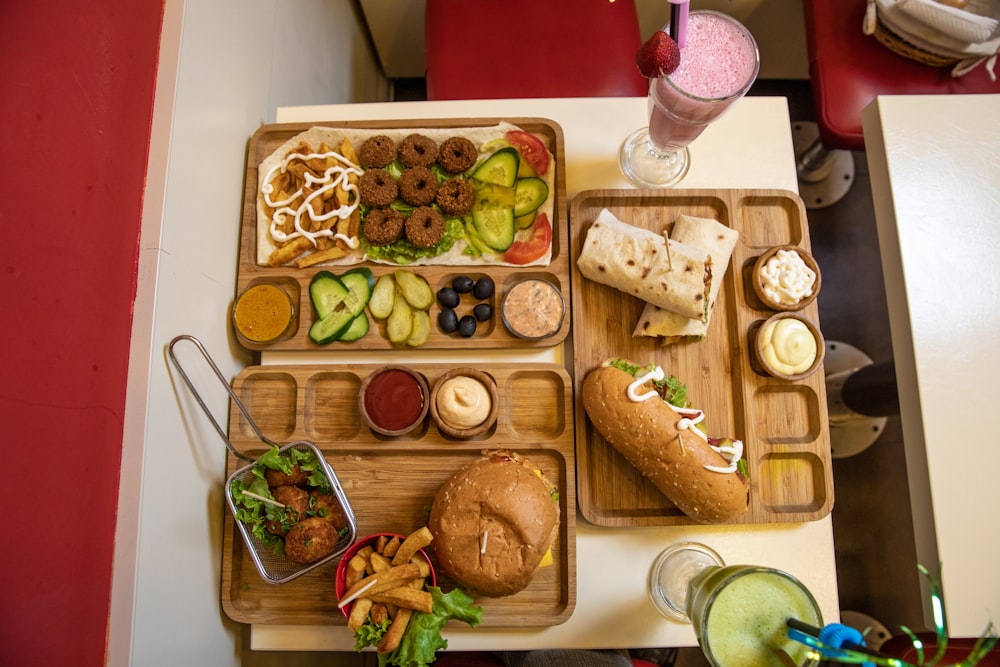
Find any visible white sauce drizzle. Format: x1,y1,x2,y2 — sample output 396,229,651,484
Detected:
623,364,743,475
261,150,363,248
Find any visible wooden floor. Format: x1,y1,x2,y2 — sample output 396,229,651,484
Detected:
243,78,927,666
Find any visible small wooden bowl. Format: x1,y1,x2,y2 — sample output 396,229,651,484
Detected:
429,368,498,439
754,312,825,381
752,245,821,312
358,365,429,436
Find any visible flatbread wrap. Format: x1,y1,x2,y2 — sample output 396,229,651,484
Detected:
581,359,748,524
576,208,712,322
634,214,739,343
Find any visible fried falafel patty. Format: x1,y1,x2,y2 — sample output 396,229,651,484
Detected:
398,166,439,206
309,490,349,530
362,207,405,246
405,206,446,248
265,485,310,536
435,178,476,216
358,134,396,168
437,136,478,174
265,465,310,488
358,168,398,207
284,516,339,564
398,133,439,168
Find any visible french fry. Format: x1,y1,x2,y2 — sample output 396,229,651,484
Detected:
344,553,368,590
411,556,431,579
377,608,413,654
368,551,393,574
294,245,347,268
347,597,373,632
375,535,389,553
267,236,312,267
339,563,422,607
369,587,433,614
369,602,389,627
381,536,401,558
392,526,434,566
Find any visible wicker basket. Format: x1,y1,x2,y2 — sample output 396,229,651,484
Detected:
874,16,962,66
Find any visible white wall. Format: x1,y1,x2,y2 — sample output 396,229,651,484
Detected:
109,1,386,665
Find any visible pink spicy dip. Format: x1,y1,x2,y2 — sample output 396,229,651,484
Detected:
363,368,426,433
502,278,565,339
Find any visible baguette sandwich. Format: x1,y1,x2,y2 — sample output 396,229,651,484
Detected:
581,359,748,523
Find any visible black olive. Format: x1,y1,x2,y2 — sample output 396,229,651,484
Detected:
452,275,474,293
458,315,477,337
473,276,495,300
438,308,459,333
436,286,459,309
473,303,493,322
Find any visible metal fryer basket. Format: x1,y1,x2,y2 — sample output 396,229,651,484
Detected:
168,335,357,584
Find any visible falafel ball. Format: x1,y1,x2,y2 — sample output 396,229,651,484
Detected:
358,135,396,168
398,166,438,206
309,489,349,530
358,168,398,208
435,178,476,216
399,133,439,168
405,206,446,248
362,207,406,246
265,485,310,536
437,136,478,174
284,516,339,564
265,465,309,488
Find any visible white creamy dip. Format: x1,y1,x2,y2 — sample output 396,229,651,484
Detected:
759,249,816,306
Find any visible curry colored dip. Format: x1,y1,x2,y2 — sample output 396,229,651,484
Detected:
502,278,564,339
233,284,294,343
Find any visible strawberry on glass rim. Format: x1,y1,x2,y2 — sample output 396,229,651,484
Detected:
504,213,552,265
505,130,549,176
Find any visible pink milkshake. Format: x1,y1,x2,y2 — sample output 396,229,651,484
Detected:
648,11,759,151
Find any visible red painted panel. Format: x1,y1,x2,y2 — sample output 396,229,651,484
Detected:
0,1,163,665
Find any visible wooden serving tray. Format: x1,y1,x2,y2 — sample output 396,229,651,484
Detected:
569,189,833,527
220,363,576,627
236,118,569,351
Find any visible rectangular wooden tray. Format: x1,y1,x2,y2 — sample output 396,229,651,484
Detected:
221,363,576,627
569,189,833,526
236,118,569,351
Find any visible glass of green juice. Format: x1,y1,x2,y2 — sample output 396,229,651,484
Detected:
648,544,822,667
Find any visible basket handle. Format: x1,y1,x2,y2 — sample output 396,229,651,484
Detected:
167,334,276,461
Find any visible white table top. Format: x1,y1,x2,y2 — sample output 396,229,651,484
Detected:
252,96,840,651
863,94,1000,638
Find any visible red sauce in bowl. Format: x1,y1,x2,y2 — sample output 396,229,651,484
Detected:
362,368,426,434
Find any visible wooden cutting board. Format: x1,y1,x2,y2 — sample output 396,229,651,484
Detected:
569,189,834,527
235,118,569,351
220,362,576,627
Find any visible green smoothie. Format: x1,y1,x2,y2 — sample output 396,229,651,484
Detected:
689,566,821,667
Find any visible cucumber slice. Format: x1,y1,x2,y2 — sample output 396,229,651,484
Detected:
514,209,537,230
472,208,515,251
369,273,396,320
339,267,374,316
338,312,370,342
393,269,433,310
473,183,516,210
308,308,356,344
386,297,414,344
513,177,549,217
309,271,350,320
471,147,519,187
405,309,431,347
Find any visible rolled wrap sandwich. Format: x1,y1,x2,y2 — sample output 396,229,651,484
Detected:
582,359,748,523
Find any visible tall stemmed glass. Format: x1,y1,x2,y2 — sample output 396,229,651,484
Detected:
620,10,760,188
648,542,823,667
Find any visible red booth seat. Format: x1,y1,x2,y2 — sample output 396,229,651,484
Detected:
424,0,648,100
803,0,998,151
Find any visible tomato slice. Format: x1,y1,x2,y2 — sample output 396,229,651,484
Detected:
503,213,552,265
505,130,550,176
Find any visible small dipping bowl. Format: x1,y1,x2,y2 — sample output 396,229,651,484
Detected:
233,282,296,344
429,368,499,439
501,277,566,340
359,365,429,436
754,312,825,381
752,245,821,312
334,532,437,618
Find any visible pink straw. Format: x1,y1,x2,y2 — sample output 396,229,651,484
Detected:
668,0,689,49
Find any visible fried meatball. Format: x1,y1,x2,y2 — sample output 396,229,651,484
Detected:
405,206,446,248
435,178,476,216
284,516,338,564
398,133,439,168
265,485,309,536
309,489,349,530
437,136,478,174
398,166,438,206
358,168,398,207
362,207,405,246
358,135,396,168
265,465,309,488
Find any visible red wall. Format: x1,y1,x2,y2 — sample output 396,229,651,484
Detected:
0,1,163,664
